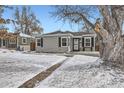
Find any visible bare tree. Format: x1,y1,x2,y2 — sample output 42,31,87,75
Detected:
52,5,124,64
14,6,43,35
0,5,13,30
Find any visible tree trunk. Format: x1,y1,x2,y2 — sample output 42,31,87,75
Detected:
95,20,124,64
98,30,124,64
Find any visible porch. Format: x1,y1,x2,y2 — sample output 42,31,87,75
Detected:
0,38,17,49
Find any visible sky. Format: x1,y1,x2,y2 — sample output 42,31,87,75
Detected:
2,5,82,33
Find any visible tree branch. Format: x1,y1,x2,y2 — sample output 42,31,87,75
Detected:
64,12,95,29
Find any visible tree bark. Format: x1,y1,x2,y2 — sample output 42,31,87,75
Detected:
95,20,124,64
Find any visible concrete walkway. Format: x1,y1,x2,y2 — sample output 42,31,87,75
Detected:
19,58,70,88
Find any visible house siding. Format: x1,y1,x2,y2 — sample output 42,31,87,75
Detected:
18,37,31,45
36,36,70,53
35,32,97,53
17,37,32,51
82,36,96,51
0,38,17,49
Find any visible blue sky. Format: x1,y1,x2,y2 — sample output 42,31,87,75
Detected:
2,5,81,33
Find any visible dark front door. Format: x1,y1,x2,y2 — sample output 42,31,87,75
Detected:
30,42,36,51
73,38,80,51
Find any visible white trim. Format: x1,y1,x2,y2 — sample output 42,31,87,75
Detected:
36,38,41,47
42,34,73,37
82,34,96,37
67,36,71,52
94,36,96,51
84,37,91,47
61,37,68,47
22,38,27,44
72,36,82,38
20,33,34,38
36,33,96,38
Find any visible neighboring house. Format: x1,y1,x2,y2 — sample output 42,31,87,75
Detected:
0,30,35,51
0,30,18,49
35,31,98,53
17,33,35,51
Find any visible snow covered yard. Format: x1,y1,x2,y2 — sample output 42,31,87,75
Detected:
36,55,124,88
0,49,67,88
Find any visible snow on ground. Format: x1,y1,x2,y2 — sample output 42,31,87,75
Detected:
36,55,124,88
0,49,67,88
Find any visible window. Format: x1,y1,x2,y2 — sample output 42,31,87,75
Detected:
61,37,67,47
9,39,16,44
36,38,43,47
37,38,41,46
84,37,91,47
22,38,27,44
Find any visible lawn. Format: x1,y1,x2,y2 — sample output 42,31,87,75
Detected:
36,55,124,88
0,49,67,88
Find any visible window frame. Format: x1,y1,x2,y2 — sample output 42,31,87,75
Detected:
84,37,91,47
36,38,41,47
61,37,68,47
36,38,43,47
9,39,16,44
22,38,27,44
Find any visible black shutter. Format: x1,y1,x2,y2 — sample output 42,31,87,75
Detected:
58,37,61,47
82,37,84,47
41,38,43,47
82,37,85,51
91,37,94,47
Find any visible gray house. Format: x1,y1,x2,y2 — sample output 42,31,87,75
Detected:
35,31,97,53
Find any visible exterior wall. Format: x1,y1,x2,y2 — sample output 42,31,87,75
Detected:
36,36,70,53
1,39,5,48
0,38,17,49
7,38,17,49
35,34,97,53
7,44,17,49
18,37,31,45
83,47,93,51
72,36,96,52
70,37,73,52
17,37,31,51
0,36,34,51
81,36,96,51
20,45,30,51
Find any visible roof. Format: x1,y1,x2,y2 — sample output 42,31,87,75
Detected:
71,32,94,36
43,31,95,36
19,33,34,38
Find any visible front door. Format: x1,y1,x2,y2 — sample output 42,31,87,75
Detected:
73,38,80,51
30,42,36,51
